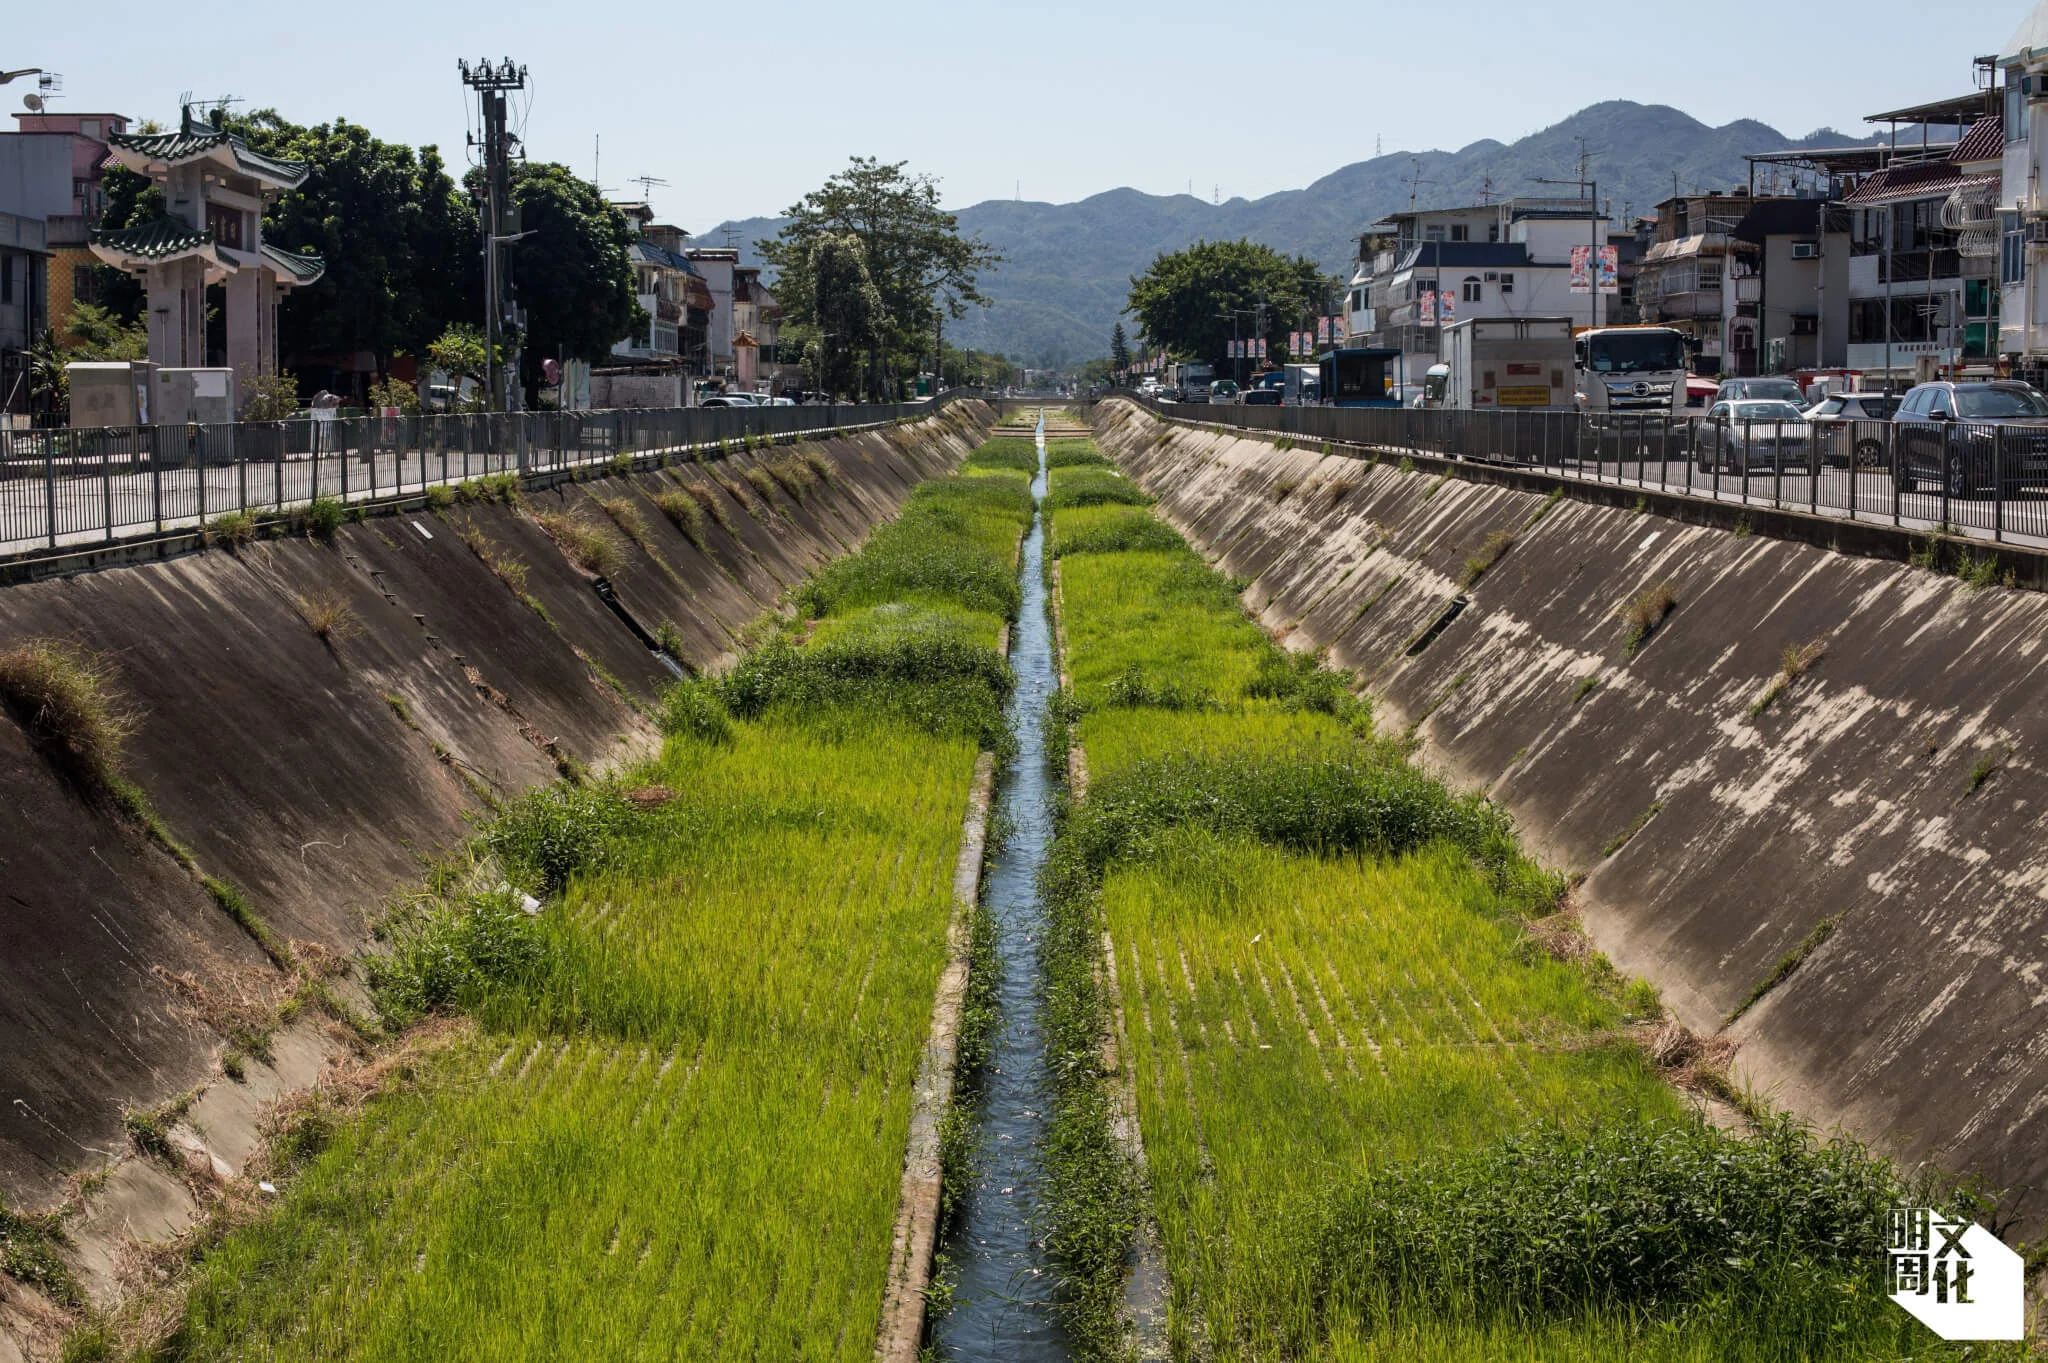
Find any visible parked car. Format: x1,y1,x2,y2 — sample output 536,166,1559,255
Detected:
1893,381,2048,497
700,394,754,408
1716,377,1808,406
1694,399,1814,473
1802,392,1898,466
1208,379,1241,405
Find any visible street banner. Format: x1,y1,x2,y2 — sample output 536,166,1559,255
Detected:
1570,245,1592,294
1318,317,1331,343
1438,291,1456,326
1256,338,1266,359
1598,244,1620,295
1332,314,1348,341
1418,291,1436,325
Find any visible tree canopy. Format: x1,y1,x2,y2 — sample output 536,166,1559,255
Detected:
1125,240,1333,369
497,162,643,385
758,157,998,398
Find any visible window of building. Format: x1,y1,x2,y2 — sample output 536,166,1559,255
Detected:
1424,225,1446,242
1449,224,1468,243
2009,70,2030,144
1791,315,1818,336
1699,262,1723,291
1488,223,1501,243
1499,273,1514,294
1462,276,1482,303
72,264,102,305
2002,212,2028,285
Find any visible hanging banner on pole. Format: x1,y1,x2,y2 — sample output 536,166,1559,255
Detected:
1332,314,1348,342
1438,291,1456,327
1597,244,1620,295
1418,292,1436,325
1570,245,1593,294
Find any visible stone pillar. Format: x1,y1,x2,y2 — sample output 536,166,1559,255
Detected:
225,266,261,379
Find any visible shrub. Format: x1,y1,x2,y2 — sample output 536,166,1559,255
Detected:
302,495,345,539
367,887,552,1026
1045,440,1107,469
484,782,638,894
1308,1115,1928,1334
716,623,1014,747
797,476,1033,620
533,510,627,578
1101,662,1213,711
423,483,456,511
455,473,523,506
1245,648,1364,720
0,639,135,792
965,438,1040,474
657,678,734,745
207,509,256,549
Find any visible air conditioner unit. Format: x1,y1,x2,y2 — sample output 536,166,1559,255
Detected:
1790,241,1819,259
1484,271,1499,282
2028,72,2048,102
2027,219,2048,244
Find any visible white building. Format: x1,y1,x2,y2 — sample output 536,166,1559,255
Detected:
2001,0,2048,377
1352,199,1611,382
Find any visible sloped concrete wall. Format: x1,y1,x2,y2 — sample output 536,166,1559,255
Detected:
0,404,991,1215
1093,399,2048,1224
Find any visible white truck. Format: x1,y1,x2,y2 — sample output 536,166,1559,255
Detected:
1166,362,1214,403
1573,325,1689,416
1432,317,1576,411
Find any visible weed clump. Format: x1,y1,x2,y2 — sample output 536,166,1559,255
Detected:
0,1195,81,1307
302,495,345,539
964,437,1040,474
423,483,456,511
484,782,637,894
1101,662,1213,712
1042,467,1151,512
1050,505,1183,558
291,590,358,642
657,678,734,745
0,638,135,793
1307,1114,1932,1345
1245,648,1366,723
368,886,551,1026
455,472,522,506
1459,528,1517,588
1618,580,1677,655
798,475,1032,620
1044,440,1107,469
595,496,653,552
206,509,256,549
716,617,1014,747
651,489,706,547
533,509,627,578
1749,638,1826,719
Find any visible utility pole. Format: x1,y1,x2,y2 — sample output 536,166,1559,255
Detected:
1533,140,1602,332
461,57,528,413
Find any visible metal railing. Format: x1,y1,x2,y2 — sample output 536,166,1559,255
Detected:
0,396,979,558
1142,396,2048,549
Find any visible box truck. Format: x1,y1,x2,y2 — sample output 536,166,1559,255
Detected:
1438,317,1575,410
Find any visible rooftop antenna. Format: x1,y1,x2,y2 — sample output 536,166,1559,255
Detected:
629,174,668,203
1376,134,1382,157
1478,173,1495,206
31,72,61,109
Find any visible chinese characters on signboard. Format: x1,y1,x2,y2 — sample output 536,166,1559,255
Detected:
1885,1208,2023,1340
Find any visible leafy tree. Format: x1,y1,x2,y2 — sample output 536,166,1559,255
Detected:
425,324,493,411
808,234,884,399
497,162,643,391
1110,322,1131,378
758,157,999,399
240,369,303,420
220,110,479,375
1126,239,1333,370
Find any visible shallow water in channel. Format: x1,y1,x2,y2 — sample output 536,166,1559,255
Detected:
930,414,1071,1360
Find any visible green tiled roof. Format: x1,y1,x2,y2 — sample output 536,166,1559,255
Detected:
261,242,325,284
104,111,309,188
89,216,213,260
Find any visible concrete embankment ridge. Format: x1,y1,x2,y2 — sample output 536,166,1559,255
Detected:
0,401,993,1360
1090,396,2048,1232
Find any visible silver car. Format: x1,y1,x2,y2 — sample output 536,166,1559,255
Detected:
1694,399,1814,474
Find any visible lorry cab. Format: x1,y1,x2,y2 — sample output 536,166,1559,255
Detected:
1420,364,1451,410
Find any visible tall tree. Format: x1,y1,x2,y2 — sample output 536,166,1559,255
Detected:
221,111,480,373
808,233,884,399
1126,239,1333,369
1110,322,1131,377
493,162,644,391
758,157,999,399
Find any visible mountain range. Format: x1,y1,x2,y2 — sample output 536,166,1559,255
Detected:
706,101,1883,367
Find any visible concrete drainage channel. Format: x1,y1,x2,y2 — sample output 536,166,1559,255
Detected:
927,414,1070,1360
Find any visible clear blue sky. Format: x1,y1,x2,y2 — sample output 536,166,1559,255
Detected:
7,0,2025,235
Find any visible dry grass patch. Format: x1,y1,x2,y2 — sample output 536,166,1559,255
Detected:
0,638,137,793
1618,580,1678,655
290,590,358,643
651,489,705,547
594,496,654,552
532,510,627,578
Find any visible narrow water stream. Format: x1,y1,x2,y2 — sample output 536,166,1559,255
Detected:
932,414,1071,1360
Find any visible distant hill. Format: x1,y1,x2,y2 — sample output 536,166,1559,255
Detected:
705,101,1881,368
